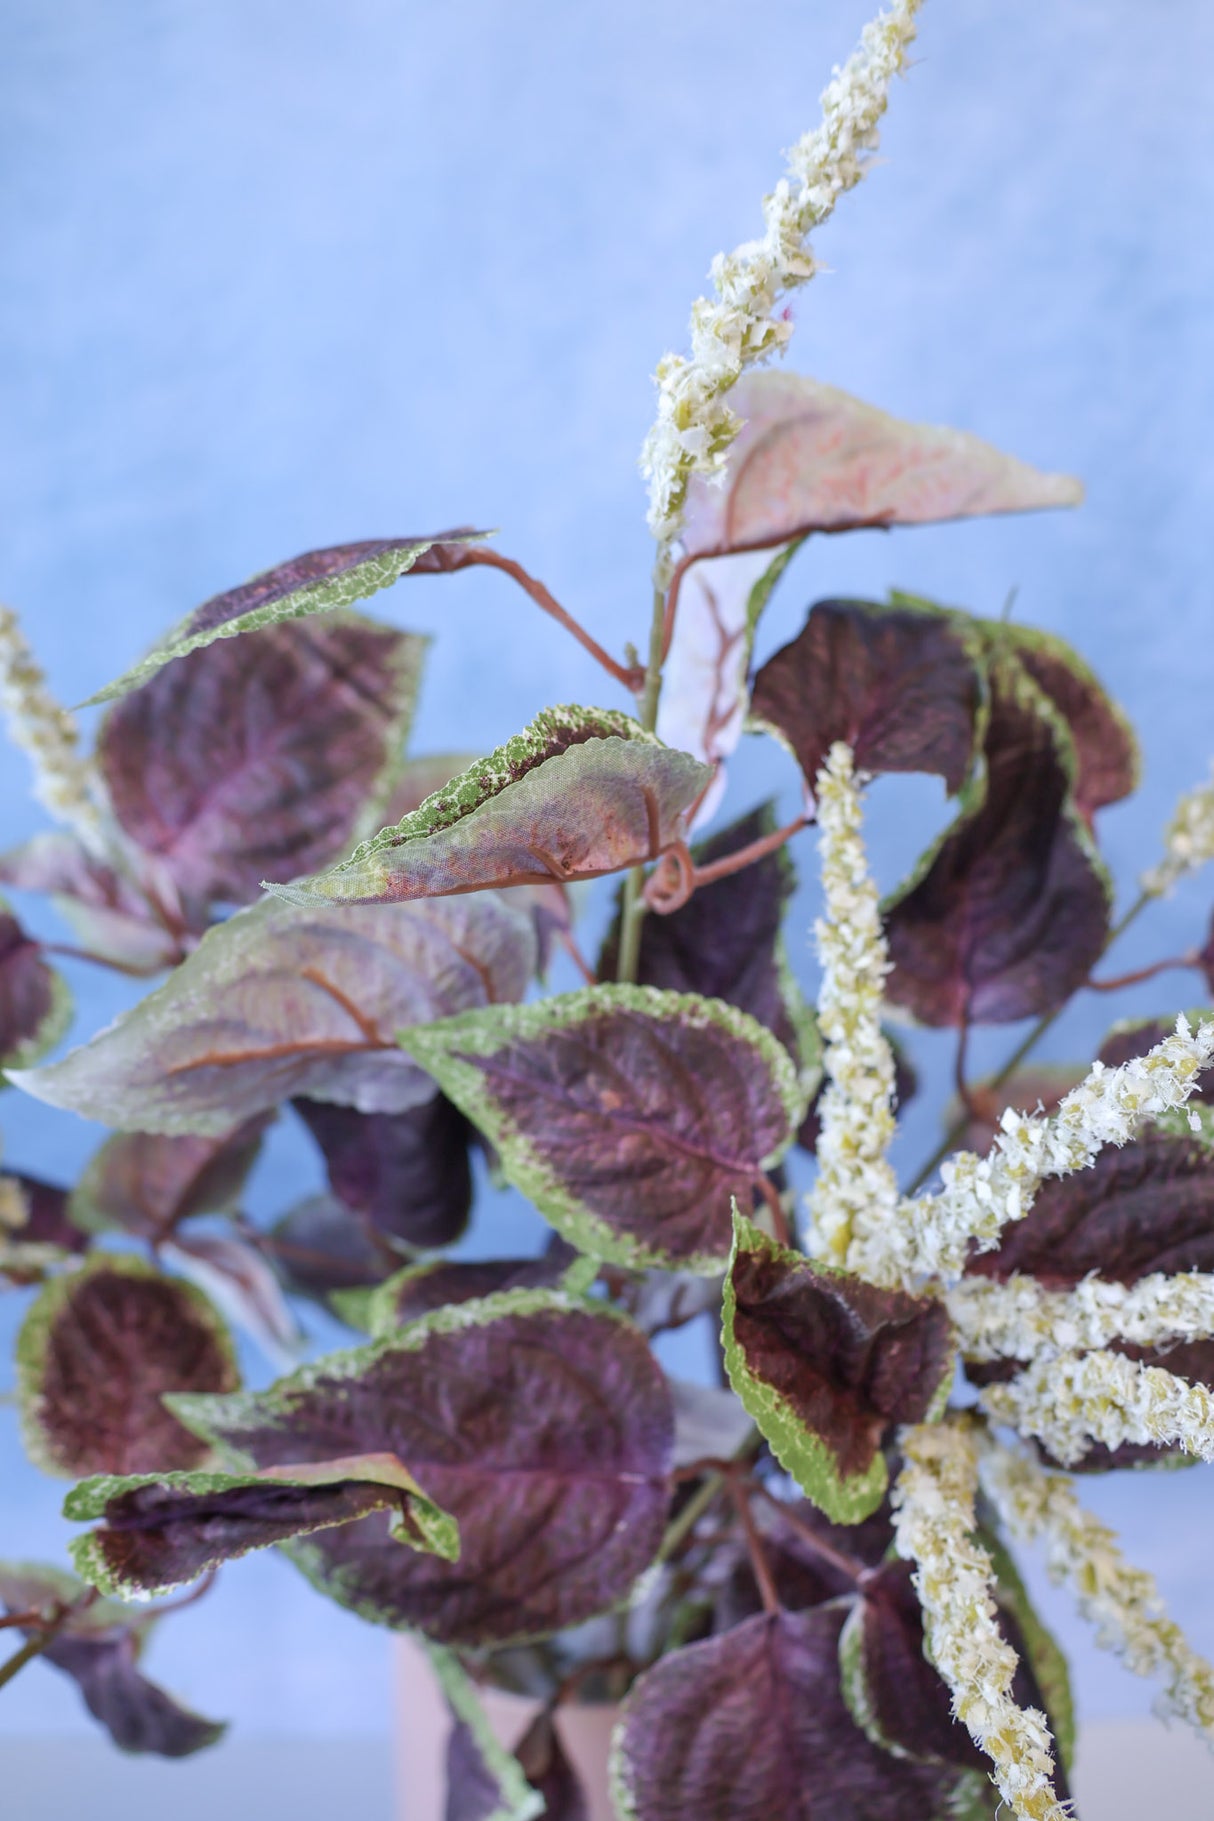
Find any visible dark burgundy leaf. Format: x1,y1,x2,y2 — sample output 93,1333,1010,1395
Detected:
513,1712,588,1821
714,1493,893,1633
445,1717,507,1821
750,599,983,800
294,1093,474,1251
170,1296,673,1645
723,1216,954,1521
884,665,1111,1026
372,1248,578,1332
1000,625,1138,820
17,1256,237,1477
0,907,68,1068
0,832,184,975
263,1194,398,1297
70,1117,271,1239
402,987,801,1271
614,1607,959,1821
6,1173,85,1252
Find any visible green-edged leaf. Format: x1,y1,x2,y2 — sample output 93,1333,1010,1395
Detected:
0,903,71,1072
722,1213,954,1523
266,706,712,906
165,1290,673,1645
66,1454,458,1598
748,596,984,800
994,621,1138,820
384,751,483,823
17,1255,238,1478
294,1093,475,1251
883,656,1112,1026
95,614,427,908
12,891,536,1134
365,1246,583,1337
401,986,803,1271
680,370,1082,558
435,1644,544,1821
447,1708,586,1821
69,1117,271,1238
83,531,487,705
0,1560,225,1758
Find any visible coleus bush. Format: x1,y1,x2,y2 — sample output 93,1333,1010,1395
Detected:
3,4,1214,1818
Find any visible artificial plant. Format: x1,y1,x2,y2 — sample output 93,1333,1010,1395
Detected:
2,3,1214,1817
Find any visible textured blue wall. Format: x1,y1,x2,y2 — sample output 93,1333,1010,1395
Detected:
1,0,1212,1745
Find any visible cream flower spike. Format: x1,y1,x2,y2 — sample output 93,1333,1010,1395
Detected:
0,604,107,853
980,1348,1214,1467
949,1269,1214,1364
640,0,923,581
1142,760,1214,897
980,1440,1214,1740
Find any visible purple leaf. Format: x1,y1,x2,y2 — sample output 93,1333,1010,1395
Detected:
13,891,537,1134
401,986,803,1271
722,1214,954,1522
69,1116,271,1238
750,598,983,800
884,662,1112,1026
613,1606,961,1821
445,1717,507,1821
0,906,70,1069
998,625,1138,821
263,1194,399,1297
369,1247,579,1334
680,371,1082,559
16,1256,238,1478
267,706,712,906
96,615,426,908
168,1293,674,1645
84,531,487,706
66,1453,458,1598
163,1232,304,1369
513,1712,588,1821
0,832,184,975
294,1093,474,1252
4,1172,86,1254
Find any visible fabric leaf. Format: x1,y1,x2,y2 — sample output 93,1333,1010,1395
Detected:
166,1290,673,1645
12,890,536,1134
66,1453,458,1598
96,614,426,908
749,596,984,801
69,1117,271,1238
401,986,803,1272
722,1213,954,1523
266,706,712,906
83,531,487,705
0,904,71,1071
680,370,1082,559
294,1093,475,1252
17,1256,238,1478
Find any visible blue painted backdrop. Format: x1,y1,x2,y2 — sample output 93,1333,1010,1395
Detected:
1,0,1212,1746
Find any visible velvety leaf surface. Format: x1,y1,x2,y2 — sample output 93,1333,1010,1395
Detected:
884,665,1111,1026
66,1453,458,1597
294,1092,474,1251
0,832,184,975
401,987,802,1271
680,371,1083,558
613,1606,959,1821
268,707,712,905
750,597,983,800
722,1216,954,1521
13,890,536,1133
0,906,70,1070
17,1256,238,1478
84,531,486,705
0,1561,225,1758
168,1292,674,1644
368,1247,580,1335
69,1117,271,1238
96,615,426,907
998,624,1138,819
263,1194,398,1297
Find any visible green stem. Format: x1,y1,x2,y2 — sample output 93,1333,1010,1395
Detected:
904,889,1154,1195
616,584,670,985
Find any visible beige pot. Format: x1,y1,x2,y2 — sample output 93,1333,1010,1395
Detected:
394,1634,621,1821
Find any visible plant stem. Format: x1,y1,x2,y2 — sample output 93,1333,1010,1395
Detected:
728,1478,780,1615
0,1591,93,1695
458,548,644,691
616,585,670,984
1084,952,1198,993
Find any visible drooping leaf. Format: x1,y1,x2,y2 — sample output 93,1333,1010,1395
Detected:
656,545,802,827
66,1453,458,1598
162,1232,304,1369
17,1256,238,1478
83,531,488,705
722,1213,954,1522
612,1606,963,1821
0,1561,225,1758
262,1194,398,1298
266,707,713,906
437,1645,544,1821
0,904,71,1071
749,597,984,800
12,890,536,1134
884,661,1112,1026
95,614,427,908
69,1117,271,1238
366,1244,582,1336
401,987,803,1271
168,1291,673,1644
294,1092,475,1251
512,1713,588,1821
0,832,184,975
680,370,1082,559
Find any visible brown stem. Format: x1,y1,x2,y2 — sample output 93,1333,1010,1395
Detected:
456,548,644,691
755,1173,791,1249
0,1590,96,1694
953,1016,980,1121
1084,952,1199,993
748,1482,869,1583
149,1569,217,1618
728,1479,780,1615
616,584,672,983
0,1610,47,1632
557,929,598,988
656,1431,762,1564
687,815,810,889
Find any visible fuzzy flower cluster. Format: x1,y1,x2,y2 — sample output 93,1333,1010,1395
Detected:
949,1269,1214,1364
804,743,900,1271
640,0,922,577
980,1443,1214,1736
892,1421,1068,1821
981,1348,1214,1469
1141,761,1214,897
0,605,105,851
